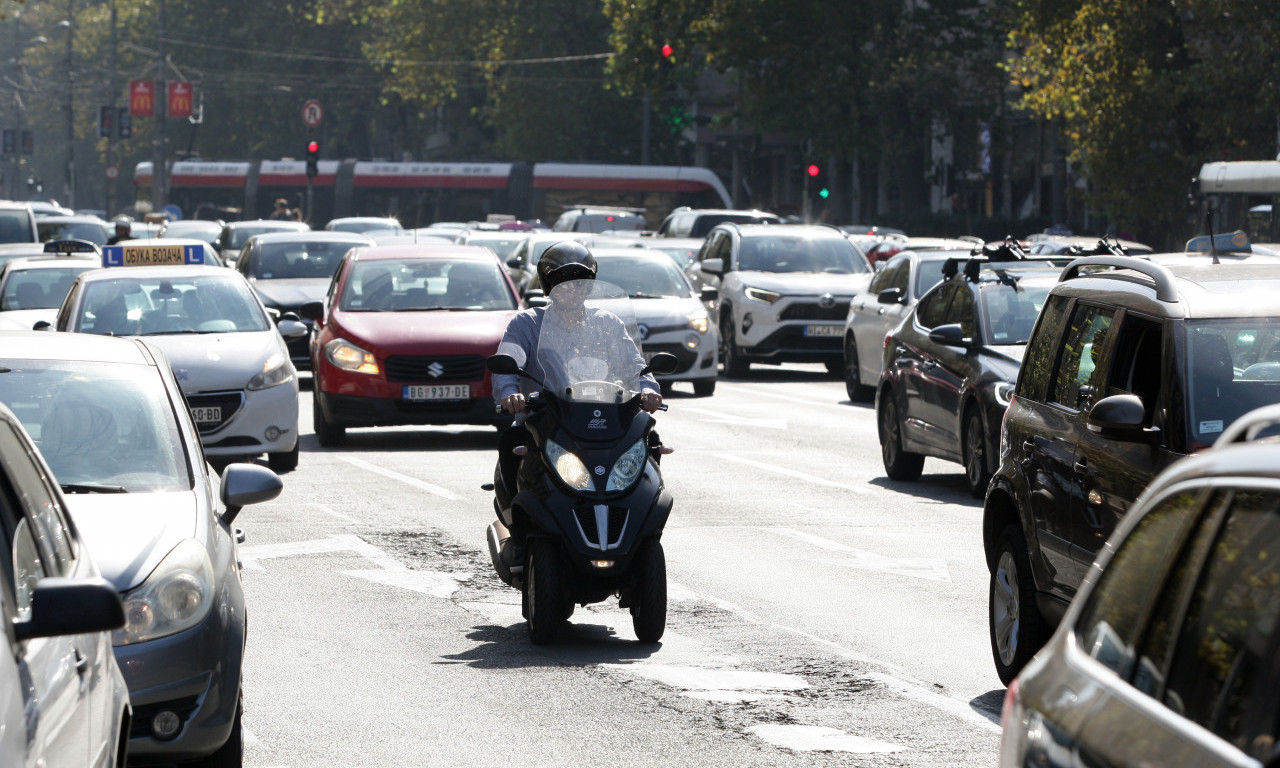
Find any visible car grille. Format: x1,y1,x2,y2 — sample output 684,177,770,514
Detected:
779,300,851,321
186,391,245,434
384,354,486,383
573,505,630,550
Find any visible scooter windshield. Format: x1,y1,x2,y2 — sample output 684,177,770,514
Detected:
538,279,646,404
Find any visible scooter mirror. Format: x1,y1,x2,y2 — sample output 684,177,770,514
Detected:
642,352,679,376
487,354,521,375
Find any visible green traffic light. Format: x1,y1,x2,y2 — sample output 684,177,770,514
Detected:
819,188,830,199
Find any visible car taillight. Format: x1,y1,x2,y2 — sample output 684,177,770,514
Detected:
883,332,893,350
997,677,1026,767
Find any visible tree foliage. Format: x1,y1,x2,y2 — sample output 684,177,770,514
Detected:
1006,0,1280,236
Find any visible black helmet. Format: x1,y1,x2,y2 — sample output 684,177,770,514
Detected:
537,241,597,291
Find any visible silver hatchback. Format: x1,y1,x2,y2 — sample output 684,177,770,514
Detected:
1001,404,1280,767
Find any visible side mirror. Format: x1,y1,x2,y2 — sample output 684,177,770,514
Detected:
927,323,970,347
486,354,521,376
700,258,724,276
524,290,548,308
264,306,281,322
1087,394,1150,439
506,256,523,269
220,462,283,526
700,286,719,303
643,352,679,376
299,301,325,322
32,320,52,331
877,287,905,305
277,319,308,340
13,577,124,641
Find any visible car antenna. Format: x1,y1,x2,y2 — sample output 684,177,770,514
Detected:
1207,209,1220,265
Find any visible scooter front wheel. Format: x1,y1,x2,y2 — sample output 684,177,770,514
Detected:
526,539,565,645
630,539,667,643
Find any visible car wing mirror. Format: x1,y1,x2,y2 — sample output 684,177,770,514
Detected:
298,300,324,322
700,286,719,303
220,462,283,526
927,323,969,347
877,287,904,305
486,354,522,376
700,258,724,275
277,319,308,340
1087,393,1150,438
32,320,52,331
14,577,124,641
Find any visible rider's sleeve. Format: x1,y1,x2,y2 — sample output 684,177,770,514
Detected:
492,311,539,403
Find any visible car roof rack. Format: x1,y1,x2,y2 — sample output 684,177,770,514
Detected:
1217,404,1280,445
1059,255,1179,303
1065,235,1132,257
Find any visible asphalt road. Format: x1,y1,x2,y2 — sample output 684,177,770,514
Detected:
233,366,1005,767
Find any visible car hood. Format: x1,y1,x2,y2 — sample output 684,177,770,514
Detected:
0,308,55,330
630,297,705,332
984,345,1025,381
145,331,283,393
738,271,872,296
251,278,328,310
335,309,516,354
65,492,199,592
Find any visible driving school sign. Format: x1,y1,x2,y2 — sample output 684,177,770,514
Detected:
103,244,204,267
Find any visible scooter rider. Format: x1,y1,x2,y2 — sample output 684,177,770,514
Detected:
491,241,663,516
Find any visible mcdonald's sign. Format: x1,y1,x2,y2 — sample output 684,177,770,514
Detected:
168,82,192,119
130,80,154,117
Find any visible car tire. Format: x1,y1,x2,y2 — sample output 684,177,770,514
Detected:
659,381,674,397
312,392,346,447
843,335,875,402
268,441,299,473
824,360,843,377
525,539,565,645
879,393,924,481
630,539,667,643
693,379,716,397
990,525,1050,686
195,697,243,768
963,406,991,498
720,313,750,378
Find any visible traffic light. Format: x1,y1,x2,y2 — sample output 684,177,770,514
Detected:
806,162,830,200
661,43,675,62
306,140,319,179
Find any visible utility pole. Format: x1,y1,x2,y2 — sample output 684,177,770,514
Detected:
107,0,117,216
150,0,166,211
62,2,74,209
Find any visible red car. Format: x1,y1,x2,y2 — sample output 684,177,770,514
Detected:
302,243,523,445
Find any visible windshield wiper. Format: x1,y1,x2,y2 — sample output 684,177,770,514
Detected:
60,482,127,494
628,292,670,299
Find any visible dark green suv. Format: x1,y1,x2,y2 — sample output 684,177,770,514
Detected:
984,255,1280,684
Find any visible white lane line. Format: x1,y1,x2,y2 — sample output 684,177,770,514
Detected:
341,456,461,500
341,569,471,598
735,385,868,410
312,502,359,523
712,453,873,494
683,407,788,430
748,724,907,754
240,534,405,571
770,527,952,583
669,582,1001,734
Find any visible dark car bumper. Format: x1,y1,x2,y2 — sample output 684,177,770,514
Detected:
318,390,512,429
742,325,843,363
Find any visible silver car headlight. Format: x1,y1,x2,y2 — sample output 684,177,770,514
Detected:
546,439,592,491
606,439,647,492
114,539,214,646
744,286,781,304
247,351,295,390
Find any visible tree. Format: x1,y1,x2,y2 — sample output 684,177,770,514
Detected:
1006,0,1280,242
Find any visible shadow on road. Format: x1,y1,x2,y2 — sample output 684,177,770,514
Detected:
970,688,1005,725
867,473,983,509
439,621,664,669
299,429,500,455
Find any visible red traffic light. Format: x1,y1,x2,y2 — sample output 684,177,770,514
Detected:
661,43,674,59
807,164,820,177
307,140,319,154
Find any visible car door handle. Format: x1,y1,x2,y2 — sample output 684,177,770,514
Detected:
1022,439,1034,452
877,307,886,315
74,649,88,675
1074,457,1088,475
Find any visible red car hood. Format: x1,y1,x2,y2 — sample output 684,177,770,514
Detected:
333,309,517,355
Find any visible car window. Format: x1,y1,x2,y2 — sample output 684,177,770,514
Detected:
736,235,868,274
1107,314,1164,427
1050,304,1115,410
0,265,95,311
1073,490,1202,677
979,281,1052,346
868,258,903,294
340,259,516,312
1159,489,1280,759
0,423,74,578
1018,293,1073,401
1185,320,1280,448
253,242,357,280
915,282,954,330
945,283,976,338
595,258,691,299
0,209,34,244
914,260,947,297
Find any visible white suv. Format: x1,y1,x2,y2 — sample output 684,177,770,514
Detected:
695,223,874,376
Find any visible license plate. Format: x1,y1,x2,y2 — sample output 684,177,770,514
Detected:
403,384,471,401
191,406,222,423
804,324,842,337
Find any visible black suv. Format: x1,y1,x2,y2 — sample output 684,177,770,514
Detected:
876,256,1061,496
655,207,781,238
985,255,1280,684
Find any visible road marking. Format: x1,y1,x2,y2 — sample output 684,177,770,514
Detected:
240,534,403,571
747,724,907,754
601,664,808,693
712,453,872,494
341,456,461,500
684,407,788,430
735,384,865,410
342,569,471,598
311,502,359,523
770,527,952,583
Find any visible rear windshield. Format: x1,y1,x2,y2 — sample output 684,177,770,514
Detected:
251,241,357,279
1184,320,1280,448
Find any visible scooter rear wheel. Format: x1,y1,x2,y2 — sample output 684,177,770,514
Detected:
630,539,667,643
526,539,564,645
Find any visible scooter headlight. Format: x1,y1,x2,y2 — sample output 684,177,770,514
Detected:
546,439,592,491
607,439,647,492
